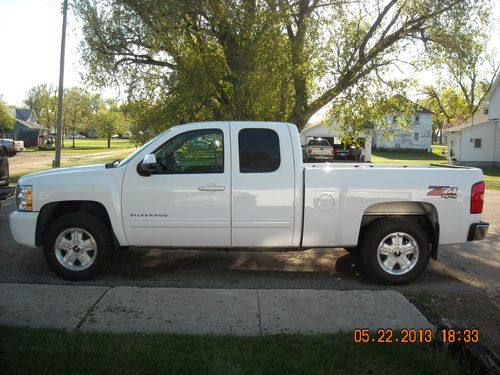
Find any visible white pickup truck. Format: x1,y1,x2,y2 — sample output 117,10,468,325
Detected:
9,122,489,284
0,138,25,156
304,138,334,162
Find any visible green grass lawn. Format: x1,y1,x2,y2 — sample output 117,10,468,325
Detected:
25,138,133,154
0,326,470,375
371,145,448,164
9,151,133,184
372,145,500,190
482,167,500,190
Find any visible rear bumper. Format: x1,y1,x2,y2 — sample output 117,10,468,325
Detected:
309,155,333,159
467,222,489,241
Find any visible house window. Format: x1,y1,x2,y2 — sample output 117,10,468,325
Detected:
414,132,419,141
474,138,482,148
415,115,420,124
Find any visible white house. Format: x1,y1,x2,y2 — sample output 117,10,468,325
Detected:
372,102,433,151
444,73,500,167
299,123,373,162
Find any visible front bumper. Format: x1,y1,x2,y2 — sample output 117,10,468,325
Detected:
467,222,489,241
9,210,39,248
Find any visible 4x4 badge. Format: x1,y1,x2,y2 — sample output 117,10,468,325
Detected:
427,186,458,199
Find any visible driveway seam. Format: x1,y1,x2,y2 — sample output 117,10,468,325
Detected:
256,289,262,335
75,286,112,331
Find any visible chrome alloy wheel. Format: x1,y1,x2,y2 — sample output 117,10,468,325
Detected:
54,228,97,271
376,232,419,275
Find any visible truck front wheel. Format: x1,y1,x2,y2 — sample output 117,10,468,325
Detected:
43,212,113,280
360,218,430,285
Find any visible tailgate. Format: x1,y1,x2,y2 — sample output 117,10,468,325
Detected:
309,146,332,155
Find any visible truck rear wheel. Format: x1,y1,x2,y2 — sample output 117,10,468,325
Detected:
43,212,113,280
360,218,430,285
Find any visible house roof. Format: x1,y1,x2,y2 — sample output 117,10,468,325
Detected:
391,94,433,114
15,108,34,121
15,118,44,130
444,119,497,132
444,106,491,132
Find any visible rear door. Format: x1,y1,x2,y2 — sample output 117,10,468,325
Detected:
230,122,296,246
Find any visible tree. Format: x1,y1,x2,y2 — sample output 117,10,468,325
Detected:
94,107,125,148
63,87,95,147
0,97,15,134
24,84,58,131
420,34,500,143
74,0,490,133
419,86,469,144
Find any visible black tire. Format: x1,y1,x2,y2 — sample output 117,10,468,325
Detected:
343,246,360,255
360,218,430,285
43,212,113,280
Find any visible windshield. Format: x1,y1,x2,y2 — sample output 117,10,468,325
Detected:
308,139,330,147
117,129,172,167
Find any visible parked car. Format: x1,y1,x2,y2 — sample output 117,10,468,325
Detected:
0,138,25,156
333,146,350,160
10,121,488,284
304,138,334,162
0,146,15,207
66,134,86,139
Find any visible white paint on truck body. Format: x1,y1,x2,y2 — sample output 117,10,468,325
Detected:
10,121,485,252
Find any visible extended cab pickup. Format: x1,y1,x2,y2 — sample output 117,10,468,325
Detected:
9,122,489,284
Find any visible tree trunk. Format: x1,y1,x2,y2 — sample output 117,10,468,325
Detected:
107,135,111,148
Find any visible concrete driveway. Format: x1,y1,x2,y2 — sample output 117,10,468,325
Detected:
439,190,500,285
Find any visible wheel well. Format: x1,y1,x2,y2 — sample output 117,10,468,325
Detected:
359,202,440,259
36,201,113,247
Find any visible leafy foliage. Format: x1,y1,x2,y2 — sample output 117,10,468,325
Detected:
94,106,125,148
0,97,15,133
419,29,500,143
24,84,58,131
74,0,490,137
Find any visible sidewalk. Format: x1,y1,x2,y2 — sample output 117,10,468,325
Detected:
0,283,433,335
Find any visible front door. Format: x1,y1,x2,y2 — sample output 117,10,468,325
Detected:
122,124,231,247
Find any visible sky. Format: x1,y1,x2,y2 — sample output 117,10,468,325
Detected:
0,0,499,112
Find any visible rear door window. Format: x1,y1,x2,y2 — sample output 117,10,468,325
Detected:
238,129,280,173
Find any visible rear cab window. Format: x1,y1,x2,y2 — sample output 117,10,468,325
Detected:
238,128,280,173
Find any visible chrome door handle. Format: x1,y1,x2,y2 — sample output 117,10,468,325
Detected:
198,185,225,191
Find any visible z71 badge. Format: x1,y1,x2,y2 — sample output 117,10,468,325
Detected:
427,186,458,199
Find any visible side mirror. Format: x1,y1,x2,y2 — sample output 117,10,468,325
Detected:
138,154,157,176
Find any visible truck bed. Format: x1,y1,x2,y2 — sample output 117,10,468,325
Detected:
302,162,483,248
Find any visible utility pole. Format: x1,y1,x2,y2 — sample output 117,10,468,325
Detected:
54,0,68,168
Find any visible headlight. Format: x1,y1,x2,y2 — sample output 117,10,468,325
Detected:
16,185,33,211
